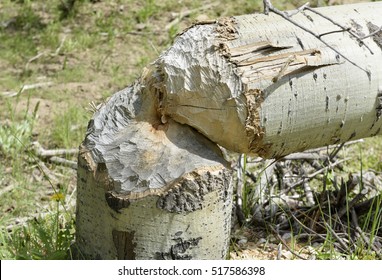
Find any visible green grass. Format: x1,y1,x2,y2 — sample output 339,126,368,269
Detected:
135,0,158,24
51,105,89,149
0,205,75,260
0,90,76,259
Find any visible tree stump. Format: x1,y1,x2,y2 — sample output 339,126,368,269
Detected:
76,72,233,259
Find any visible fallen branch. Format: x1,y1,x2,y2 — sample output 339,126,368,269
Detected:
49,156,78,170
31,141,78,170
248,140,363,164
32,141,77,158
279,153,327,161
281,158,349,195
1,82,54,98
290,210,352,253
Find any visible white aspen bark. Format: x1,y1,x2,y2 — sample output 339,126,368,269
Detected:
157,2,382,158
76,2,382,259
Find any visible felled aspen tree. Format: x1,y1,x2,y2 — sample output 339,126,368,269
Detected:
76,2,382,259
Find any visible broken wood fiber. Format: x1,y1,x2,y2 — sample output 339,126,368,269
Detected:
157,2,382,158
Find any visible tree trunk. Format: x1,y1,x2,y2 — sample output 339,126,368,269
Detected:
76,2,382,259
76,73,233,259
157,2,382,158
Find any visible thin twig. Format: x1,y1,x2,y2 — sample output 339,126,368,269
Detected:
263,0,272,15
281,158,349,194
285,2,310,17
326,142,345,164
25,52,46,70
324,221,349,252
336,188,366,219
289,211,327,242
267,4,369,75
53,35,67,56
360,25,382,40
304,6,374,55
1,82,54,98
24,35,67,71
